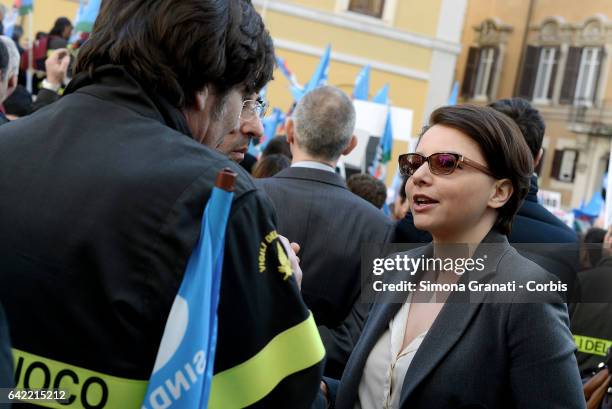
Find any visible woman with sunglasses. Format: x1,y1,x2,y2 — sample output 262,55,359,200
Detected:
319,104,584,409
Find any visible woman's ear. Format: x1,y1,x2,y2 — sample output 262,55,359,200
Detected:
488,178,513,209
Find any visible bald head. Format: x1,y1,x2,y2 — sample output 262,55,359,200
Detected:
292,86,356,161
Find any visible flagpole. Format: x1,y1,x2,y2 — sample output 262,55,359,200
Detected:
26,10,33,94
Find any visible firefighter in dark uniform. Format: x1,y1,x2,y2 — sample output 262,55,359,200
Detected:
0,1,324,408
571,229,612,375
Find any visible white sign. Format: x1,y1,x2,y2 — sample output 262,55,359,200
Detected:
345,100,414,169
537,189,562,211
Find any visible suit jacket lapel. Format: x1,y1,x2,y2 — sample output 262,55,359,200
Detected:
336,244,433,409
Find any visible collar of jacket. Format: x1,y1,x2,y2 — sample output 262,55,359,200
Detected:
270,166,347,189
524,174,539,203
64,65,193,138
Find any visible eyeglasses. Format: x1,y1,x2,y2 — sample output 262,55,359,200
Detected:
240,99,268,121
398,152,494,178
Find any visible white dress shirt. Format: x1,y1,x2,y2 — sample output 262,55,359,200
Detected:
356,294,428,409
291,160,336,173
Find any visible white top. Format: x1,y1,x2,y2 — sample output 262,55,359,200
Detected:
356,295,427,409
291,160,335,173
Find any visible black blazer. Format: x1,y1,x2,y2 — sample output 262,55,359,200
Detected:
327,230,585,409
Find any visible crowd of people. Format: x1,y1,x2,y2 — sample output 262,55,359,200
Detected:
0,0,610,408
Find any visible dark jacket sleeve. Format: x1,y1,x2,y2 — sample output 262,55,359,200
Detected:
0,303,13,388
318,301,370,378
212,189,325,408
507,300,586,409
32,88,61,112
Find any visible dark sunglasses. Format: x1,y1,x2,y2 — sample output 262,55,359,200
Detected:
398,152,494,178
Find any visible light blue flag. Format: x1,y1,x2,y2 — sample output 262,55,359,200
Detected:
247,139,260,158
353,65,370,100
447,80,459,106
2,8,18,38
294,45,331,102
372,84,389,104
75,0,101,33
142,174,235,409
260,108,285,150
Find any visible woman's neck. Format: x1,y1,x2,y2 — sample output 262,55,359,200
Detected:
431,216,497,257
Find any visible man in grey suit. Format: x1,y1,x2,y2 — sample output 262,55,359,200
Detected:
256,86,395,377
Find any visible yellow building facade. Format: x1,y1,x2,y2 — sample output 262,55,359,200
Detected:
256,0,468,182
456,0,612,209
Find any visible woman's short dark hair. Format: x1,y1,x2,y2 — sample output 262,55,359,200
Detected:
424,105,533,235
252,154,291,178
262,136,292,159
49,17,72,37
74,0,275,108
347,173,387,209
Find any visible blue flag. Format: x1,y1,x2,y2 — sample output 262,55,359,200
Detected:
372,84,389,104
74,0,101,33
2,8,18,38
447,80,459,106
353,65,370,100
260,108,285,150
142,176,235,409
293,45,331,102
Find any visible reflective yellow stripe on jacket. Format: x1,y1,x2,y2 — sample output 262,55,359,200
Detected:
11,312,324,408
209,312,325,408
574,335,612,357
12,348,147,408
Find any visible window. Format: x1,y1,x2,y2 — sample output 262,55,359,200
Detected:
474,47,496,98
461,46,499,100
575,47,602,104
559,46,605,105
551,149,578,183
533,47,558,102
518,46,559,102
348,0,385,18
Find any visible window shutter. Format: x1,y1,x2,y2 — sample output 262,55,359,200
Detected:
348,0,385,18
591,46,606,104
517,46,540,100
547,46,561,100
559,47,582,105
461,47,480,99
487,47,500,100
551,149,563,180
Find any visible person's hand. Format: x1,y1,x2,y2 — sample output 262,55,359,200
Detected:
278,235,303,289
320,381,329,406
45,48,71,87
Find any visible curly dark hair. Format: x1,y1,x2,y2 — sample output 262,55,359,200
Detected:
74,0,275,108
